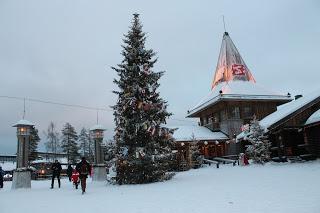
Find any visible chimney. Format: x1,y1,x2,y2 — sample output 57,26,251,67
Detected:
295,95,303,100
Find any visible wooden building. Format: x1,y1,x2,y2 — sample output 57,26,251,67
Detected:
186,32,291,155
260,91,320,160
304,109,320,157
172,125,228,170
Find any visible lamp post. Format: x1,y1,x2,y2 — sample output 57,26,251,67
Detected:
12,119,34,189
90,124,106,181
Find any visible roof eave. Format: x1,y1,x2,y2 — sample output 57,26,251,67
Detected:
187,95,292,118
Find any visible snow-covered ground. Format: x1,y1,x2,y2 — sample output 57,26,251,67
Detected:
1,161,320,213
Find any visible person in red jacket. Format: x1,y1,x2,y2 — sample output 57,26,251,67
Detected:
71,169,80,189
244,154,249,165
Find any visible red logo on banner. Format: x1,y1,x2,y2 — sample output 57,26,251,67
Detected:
232,64,246,75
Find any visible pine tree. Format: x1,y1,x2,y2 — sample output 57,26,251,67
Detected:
61,123,79,164
78,128,94,162
29,126,40,162
44,121,60,161
245,117,271,164
104,140,116,162
189,134,202,169
112,14,175,184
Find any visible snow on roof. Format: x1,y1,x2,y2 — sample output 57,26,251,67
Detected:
305,109,320,125
260,89,320,130
12,119,35,127
89,124,106,131
188,81,291,116
171,125,229,142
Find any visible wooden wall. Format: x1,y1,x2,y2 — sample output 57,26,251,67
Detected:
305,124,320,157
198,100,279,137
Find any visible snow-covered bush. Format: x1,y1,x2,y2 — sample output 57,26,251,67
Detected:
245,117,271,164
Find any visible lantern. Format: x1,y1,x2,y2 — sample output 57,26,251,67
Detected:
90,124,107,182
204,141,208,145
12,119,35,190
13,120,34,136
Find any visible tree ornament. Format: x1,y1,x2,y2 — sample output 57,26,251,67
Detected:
142,123,148,130
137,101,143,109
143,103,151,111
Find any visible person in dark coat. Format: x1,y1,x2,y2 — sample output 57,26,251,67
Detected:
76,157,91,194
0,166,4,188
67,165,73,182
51,160,62,189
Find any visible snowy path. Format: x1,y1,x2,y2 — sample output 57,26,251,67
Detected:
1,161,320,213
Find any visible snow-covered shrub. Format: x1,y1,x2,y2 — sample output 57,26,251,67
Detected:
245,117,271,164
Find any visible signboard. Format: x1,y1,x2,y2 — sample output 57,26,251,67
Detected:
232,64,246,75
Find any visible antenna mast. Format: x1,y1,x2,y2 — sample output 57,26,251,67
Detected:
23,98,26,119
96,110,99,124
222,15,227,32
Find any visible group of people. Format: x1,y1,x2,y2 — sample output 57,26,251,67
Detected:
51,157,91,194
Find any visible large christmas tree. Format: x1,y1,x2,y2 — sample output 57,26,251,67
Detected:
112,14,174,184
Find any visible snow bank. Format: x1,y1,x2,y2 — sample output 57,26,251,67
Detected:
0,162,16,171
1,161,320,213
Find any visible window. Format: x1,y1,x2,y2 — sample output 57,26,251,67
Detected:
213,113,219,123
220,110,227,121
243,106,252,118
229,106,240,119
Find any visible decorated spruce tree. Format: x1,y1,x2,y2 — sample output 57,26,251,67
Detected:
245,117,271,164
112,14,174,184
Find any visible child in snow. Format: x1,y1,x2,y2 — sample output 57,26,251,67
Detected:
71,169,80,189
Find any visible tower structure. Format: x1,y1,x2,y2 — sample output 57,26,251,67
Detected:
187,32,292,155
12,119,35,189
90,124,106,181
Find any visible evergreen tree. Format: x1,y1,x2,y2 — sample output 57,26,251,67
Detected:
61,123,79,164
29,126,40,162
104,140,116,162
189,134,202,169
44,121,60,161
245,117,271,164
78,128,94,162
112,14,174,184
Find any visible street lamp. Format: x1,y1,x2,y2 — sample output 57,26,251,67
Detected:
12,119,35,189
90,124,106,181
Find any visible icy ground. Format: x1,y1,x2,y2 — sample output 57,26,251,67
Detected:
1,161,320,213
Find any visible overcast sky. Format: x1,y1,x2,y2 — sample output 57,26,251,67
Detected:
1,0,319,154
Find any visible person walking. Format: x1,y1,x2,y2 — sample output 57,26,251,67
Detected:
51,160,62,189
67,164,73,182
71,169,80,189
0,166,4,188
76,157,91,194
